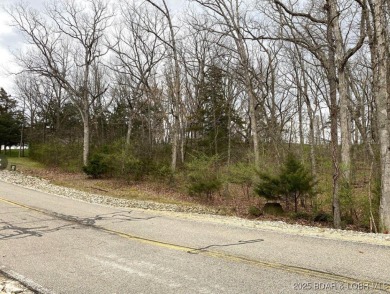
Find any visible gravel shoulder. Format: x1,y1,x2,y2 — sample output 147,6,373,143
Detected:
0,273,34,294
1,170,390,247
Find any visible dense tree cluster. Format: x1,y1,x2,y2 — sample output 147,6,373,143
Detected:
4,0,390,231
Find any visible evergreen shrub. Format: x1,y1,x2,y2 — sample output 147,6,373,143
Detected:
186,154,222,199
83,153,108,178
255,153,316,212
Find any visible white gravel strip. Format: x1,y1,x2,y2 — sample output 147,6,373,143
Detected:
0,170,217,215
1,170,390,247
0,273,34,294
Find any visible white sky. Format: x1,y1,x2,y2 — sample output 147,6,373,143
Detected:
0,0,21,93
0,0,185,95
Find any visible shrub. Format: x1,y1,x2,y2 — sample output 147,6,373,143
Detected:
228,162,257,198
279,153,316,212
29,141,82,171
186,154,222,199
248,206,262,217
83,153,108,178
254,173,282,202
292,211,311,221
263,202,284,215
313,212,332,223
255,153,316,212
86,141,171,182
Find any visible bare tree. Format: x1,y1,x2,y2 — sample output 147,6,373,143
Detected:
144,0,182,173
253,0,366,228
191,0,262,167
329,0,367,183
287,44,318,178
110,0,165,150
9,0,112,166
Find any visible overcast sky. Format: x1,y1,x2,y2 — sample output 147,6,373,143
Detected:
0,0,21,93
0,0,185,95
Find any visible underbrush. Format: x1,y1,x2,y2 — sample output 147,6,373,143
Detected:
24,141,381,232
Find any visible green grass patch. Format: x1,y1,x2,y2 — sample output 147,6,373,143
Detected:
0,148,29,158
6,156,44,170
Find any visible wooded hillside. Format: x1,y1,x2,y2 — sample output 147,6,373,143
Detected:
2,0,390,232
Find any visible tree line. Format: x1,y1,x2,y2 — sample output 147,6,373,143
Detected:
0,88,21,153
2,0,390,232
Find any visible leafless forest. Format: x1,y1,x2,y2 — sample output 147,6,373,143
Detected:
2,0,390,232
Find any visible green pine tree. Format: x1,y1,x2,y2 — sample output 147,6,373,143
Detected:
192,65,231,156
255,153,316,212
279,153,316,212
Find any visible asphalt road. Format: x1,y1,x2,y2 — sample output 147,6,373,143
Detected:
0,180,389,294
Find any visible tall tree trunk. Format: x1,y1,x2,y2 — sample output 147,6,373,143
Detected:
145,0,181,172
236,41,260,166
373,0,390,232
171,119,179,171
330,0,351,183
302,70,318,180
327,0,341,228
82,110,90,167
338,69,351,182
248,89,260,166
298,92,305,153
126,113,133,147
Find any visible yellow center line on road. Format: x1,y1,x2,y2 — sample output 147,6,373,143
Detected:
1,196,389,292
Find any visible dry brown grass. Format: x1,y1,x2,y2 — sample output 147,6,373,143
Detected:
12,157,374,231
14,157,264,217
